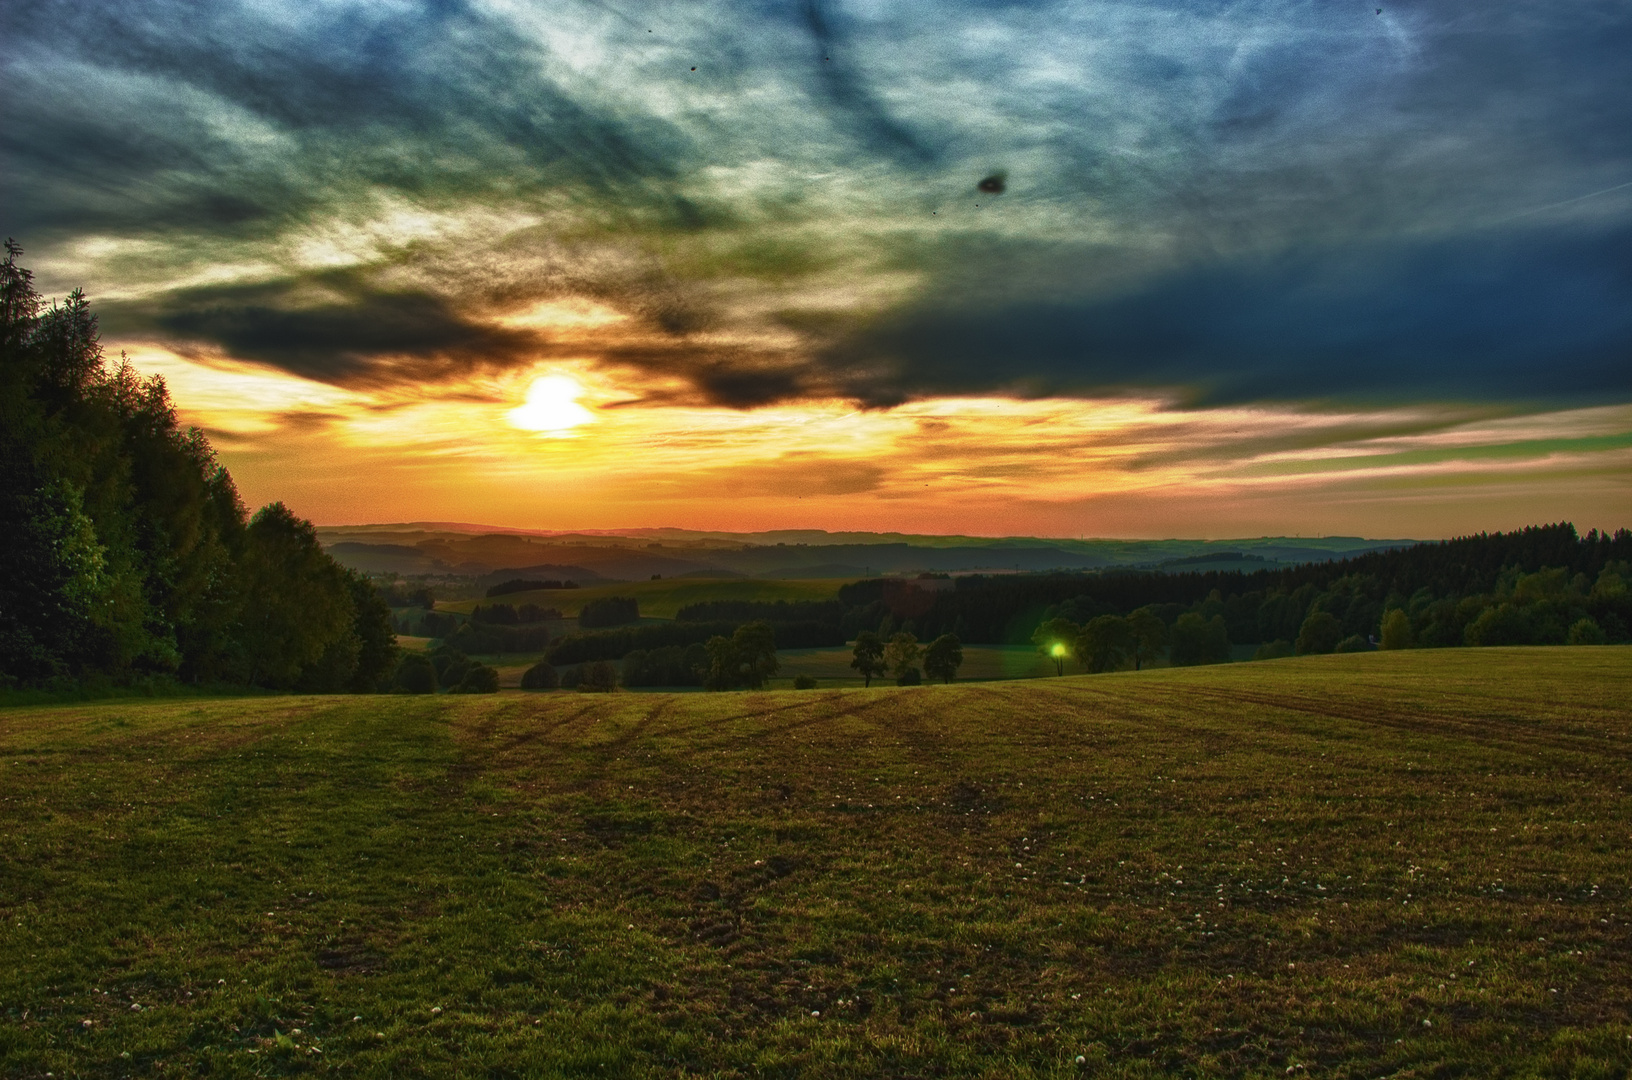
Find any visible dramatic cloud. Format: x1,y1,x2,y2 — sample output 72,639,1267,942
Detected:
8,0,1629,407
5,0,1628,533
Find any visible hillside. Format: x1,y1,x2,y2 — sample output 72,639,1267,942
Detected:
317,524,1414,581
4,648,1631,1076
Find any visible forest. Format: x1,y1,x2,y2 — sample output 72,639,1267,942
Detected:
0,244,395,692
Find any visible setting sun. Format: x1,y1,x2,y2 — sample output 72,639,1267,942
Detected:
508,374,594,436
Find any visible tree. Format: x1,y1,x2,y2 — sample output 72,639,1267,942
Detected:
1127,607,1168,670
1077,615,1134,673
704,635,739,690
452,664,500,693
393,652,437,694
1032,617,1078,675
850,631,886,687
520,660,559,689
922,633,964,683
884,631,921,684
1378,608,1413,650
1568,617,1606,645
237,503,356,689
344,570,398,691
581,659,619,692
1295,611,1343,655
1170,613,1231,666
733,620,780,689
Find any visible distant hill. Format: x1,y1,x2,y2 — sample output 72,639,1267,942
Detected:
318,524,1415,582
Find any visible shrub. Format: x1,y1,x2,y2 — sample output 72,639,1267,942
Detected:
452,665,500,693
580,659,619,692
1568,617,1607,645
431,647,474,687
394,652,438,694
520,660,559,689
1334,634,1372,653
895,667,922,686
793,674,818,689
1252,640,1293,661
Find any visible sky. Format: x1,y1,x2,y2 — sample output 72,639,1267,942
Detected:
4,0,1630,538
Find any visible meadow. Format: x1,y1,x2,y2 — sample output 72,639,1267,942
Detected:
2,648,1631,1078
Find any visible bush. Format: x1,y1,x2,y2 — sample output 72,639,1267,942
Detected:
1334,634,1372,653
1568,617,1607,645
895,667,922,686
1252,639,1293,661
394,652,438,694
520,660,559,689
580,659,619,692
452,664,500,693
793,674,818,689
430,647,474,688
1295,612,1343,655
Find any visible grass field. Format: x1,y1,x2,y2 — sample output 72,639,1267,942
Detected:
439,579,846,620
3,649,1631,1077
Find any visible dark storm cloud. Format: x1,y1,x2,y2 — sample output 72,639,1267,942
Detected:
4,0,1630,407
103,279,542,386
827,223,1632,406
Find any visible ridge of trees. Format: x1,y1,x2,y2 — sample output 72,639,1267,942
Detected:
832,523,1631,650
1,243,395,692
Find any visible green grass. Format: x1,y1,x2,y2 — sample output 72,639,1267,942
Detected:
3,648,1632,1077
439,578,847,620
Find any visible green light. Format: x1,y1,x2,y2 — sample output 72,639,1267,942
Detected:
1051,643,1066,657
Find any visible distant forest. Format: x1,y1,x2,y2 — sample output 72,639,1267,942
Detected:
856,522,1632,650
536,524,1632,670
0,243,395,692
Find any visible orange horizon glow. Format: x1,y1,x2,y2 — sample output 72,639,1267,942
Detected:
125,346,1632,541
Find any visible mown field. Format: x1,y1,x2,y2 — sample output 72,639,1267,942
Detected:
438,579,846,620
3,649,1631,1078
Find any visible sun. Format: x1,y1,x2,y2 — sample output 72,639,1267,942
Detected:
509,374,594,436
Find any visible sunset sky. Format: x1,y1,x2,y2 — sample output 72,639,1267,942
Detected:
5,0,1629,537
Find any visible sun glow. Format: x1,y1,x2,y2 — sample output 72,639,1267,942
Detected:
508,374,595,436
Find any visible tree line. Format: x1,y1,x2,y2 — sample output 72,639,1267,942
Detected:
1,244,395,692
